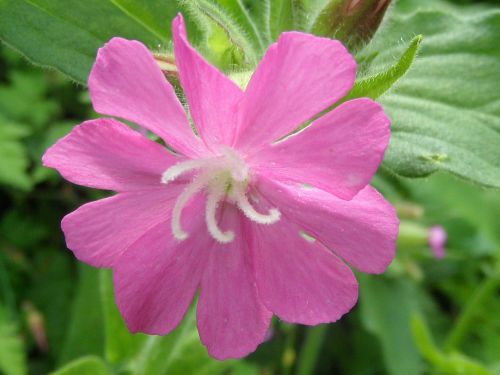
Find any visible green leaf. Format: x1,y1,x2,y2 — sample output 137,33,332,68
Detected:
0,70,59,128
183,0,259,66
216,0,267,52
51,356,110,375
99,269,146,364
58,265,105,365
0,306,26,375
345,35,422,101
132,305,233,375
269,0,294,39
404,173,500,247
359,276,423,375
244,0,273,45
367,5,500,187
0,0,176,83
0,116,31,191
27,248,75,359
411,315,492,375
300,0,333,32
107,0,178,41
295,325,327,375
32,122,75,184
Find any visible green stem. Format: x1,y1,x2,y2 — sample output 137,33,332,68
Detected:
445,266,500,352
282,324,297,375
295,325,327,375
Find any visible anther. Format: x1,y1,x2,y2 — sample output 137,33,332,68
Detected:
162,151,281,244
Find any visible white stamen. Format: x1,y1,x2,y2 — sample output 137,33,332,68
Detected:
162,149,281,244
161,159,212,184
205,185,234,243
172,174,210,240
232,187,281,224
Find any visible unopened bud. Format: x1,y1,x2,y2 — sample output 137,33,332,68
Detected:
23,302,49,353
428,226,447,260
398,221,448,260
312,0,392,50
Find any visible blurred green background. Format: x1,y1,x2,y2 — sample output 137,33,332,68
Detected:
1,0,499,374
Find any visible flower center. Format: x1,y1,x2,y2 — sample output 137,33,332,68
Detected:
161,147,280,243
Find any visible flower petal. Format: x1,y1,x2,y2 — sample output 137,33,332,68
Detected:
113,196,209,335
250,198,358,324
197,204,272,360
62,185,184,268
251,98,391,200
89,37,204,156
256,176,399,274
172,14,244,148
43,118,179,191
234,32,356,150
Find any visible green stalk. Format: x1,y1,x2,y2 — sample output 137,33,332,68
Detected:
445,266,500,352
296,325,327,375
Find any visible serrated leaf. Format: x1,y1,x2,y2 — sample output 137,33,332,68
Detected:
367,5,500,187
0,306,26,375
50,356,110,375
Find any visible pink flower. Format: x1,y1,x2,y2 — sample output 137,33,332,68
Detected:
429,226,447,259
43,14,399,359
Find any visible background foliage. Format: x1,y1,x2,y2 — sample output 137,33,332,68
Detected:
0,0,499,374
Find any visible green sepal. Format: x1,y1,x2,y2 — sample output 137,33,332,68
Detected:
345,35,422,101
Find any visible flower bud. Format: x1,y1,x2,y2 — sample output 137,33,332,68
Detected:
428,226,447,260
397,221,447,260
312,0,392,50
23,301,48,353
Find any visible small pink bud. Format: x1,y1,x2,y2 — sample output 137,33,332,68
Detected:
23,302,49,353
428,226,447,259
